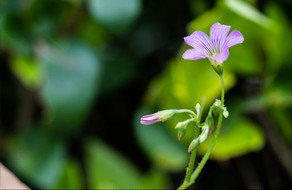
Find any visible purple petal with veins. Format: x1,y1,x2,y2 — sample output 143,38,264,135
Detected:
183,22,244,63
183,49,207,60
225,30,244,48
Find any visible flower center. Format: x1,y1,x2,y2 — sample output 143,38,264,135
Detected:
211,52,218,56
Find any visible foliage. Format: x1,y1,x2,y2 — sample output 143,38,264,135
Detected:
0,0,291,189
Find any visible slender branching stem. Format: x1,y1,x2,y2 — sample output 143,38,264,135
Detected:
189,112,223,184
177,109,197,118
178,74,225,190
184,131,198,181
177,98,206,189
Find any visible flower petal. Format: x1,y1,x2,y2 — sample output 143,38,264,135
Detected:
209,46,229,63
183,49,207,60
225,30,244,48
210,23,231,52
184,31,212,55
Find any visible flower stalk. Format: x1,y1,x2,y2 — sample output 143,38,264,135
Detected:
182,98,205,184
178,74,225,190
140,22,243,189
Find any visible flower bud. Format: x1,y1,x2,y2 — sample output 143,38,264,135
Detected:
188,138,200,152
195,103,200,115
211,100,221,116
188,124,209,152
223,108,229,118
175,121,185,129
206,114,214,128
214,99,221,107
140,113,160,125
199,124,209,143
140,110,178,125
177,127,186,141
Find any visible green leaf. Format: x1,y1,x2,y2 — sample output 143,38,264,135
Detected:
56,160,84,189
264,68,292,108
10,57,43,89
264,68,292,144
134,108,189,172
87,0,141,36
38,40,102,134
77,18,109,46
144,57,236,111
85,139,141,189
198,118,265,160
263,1,292,73
6,129,67,188
224,0,274,30
100,52,137,94
138,169,170,189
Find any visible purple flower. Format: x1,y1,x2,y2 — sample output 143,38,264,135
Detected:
140,110,178,125
183,22,244,65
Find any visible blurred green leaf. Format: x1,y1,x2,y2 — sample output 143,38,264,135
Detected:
62,0,82,6
269,108,292,145
198,118,265,161
100,52,137,94
7,129,67,188
138,169,170,189
144,57,236,111
0,14,31,55
77,18,109,46
264,1,292,73
10,57,43,89
224,0,274,30
0,0,33,14
56,159,84,189
142,57,236,145
87,0,141,36
264,67,292,108
134,108,189,172
85,139,141,189
38,40,101,134
263,68,292,144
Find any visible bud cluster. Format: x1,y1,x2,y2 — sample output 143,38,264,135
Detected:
140,99,228,153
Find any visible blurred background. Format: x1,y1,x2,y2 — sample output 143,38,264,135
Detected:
0,0,292,189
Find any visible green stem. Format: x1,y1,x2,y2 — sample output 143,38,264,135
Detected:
190,73,225,184
220,74,225,106
185,127,200,181
178,75,225,189
178,109,197,118
177,98,206,189
189,113,223,184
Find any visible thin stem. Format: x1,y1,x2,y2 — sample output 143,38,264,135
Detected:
190,73,225,184
185,127,199,181
197,97,206,121
189,113,223,183
220,74,225,106
178,74,225,189
178,109,197,118
177,98,206,190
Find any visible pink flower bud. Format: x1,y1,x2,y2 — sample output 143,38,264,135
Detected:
140,113,161,125
140,110,178,125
